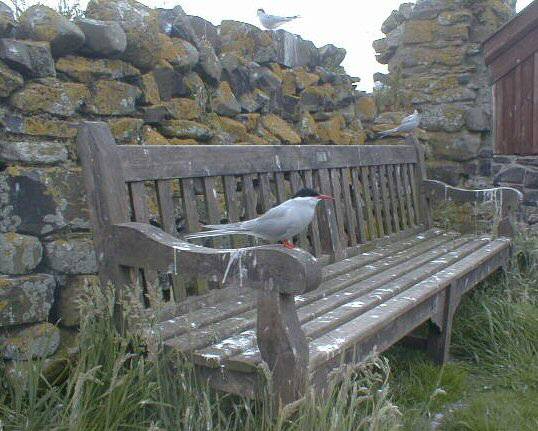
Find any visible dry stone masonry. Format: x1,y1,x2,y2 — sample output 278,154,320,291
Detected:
0,0,370,360
373,0,515,183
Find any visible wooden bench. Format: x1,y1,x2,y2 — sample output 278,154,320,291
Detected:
76,122,522,407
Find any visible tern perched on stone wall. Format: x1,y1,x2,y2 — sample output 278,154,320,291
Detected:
257,8,300,30
378,110,421,138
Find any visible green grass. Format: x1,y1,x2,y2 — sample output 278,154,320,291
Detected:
1,234,536,430
387,233,538,430
0,283,401,431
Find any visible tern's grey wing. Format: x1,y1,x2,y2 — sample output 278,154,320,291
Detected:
240,203,294,239
396,113,419,132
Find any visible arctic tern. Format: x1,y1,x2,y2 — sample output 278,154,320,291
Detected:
185,188,333,248
378,110,421,138
257,8,300,30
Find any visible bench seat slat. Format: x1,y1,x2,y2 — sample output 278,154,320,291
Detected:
163,232,471,361
221,234,479,370
223,236,509,373
308,237,510,370
156,229,443,341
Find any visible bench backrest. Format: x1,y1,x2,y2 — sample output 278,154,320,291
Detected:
77,122,428,305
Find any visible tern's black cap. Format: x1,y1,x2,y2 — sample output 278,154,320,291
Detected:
292,188,320,198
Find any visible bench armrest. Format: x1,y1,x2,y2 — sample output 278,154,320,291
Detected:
110,222,322,295
422,179,523,236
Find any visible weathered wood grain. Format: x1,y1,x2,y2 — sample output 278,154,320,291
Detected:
118,145,418,182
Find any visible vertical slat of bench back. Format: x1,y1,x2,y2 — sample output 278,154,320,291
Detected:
406,135,432,228
76,123,132,328
303,170,323,257
156,180,187,301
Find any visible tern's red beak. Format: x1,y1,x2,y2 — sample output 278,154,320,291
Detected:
318,194,334,201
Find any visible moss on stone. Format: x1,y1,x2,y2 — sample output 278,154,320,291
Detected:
0,60,23,97
165,98,201,120
238,113,260,132
403,20,437,44
85,80,141,116
108,118,143,144
293,68,319,90
10,79,89,117
56,56,140,83
138,72,160,105
261,114,301,144
214,116,249,141
23,117,78,138
159,120,213,140
281,70,297,96
169,138,199,145
356,96,377,122
142,126,169,145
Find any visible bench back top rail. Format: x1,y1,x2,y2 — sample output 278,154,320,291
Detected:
77,122,426,307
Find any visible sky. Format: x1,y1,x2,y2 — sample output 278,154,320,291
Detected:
26,0,536,91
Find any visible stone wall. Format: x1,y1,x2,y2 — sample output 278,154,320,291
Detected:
373,0,515,184
0,0,371,359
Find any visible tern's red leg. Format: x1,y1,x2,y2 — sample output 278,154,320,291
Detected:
281,240,295,249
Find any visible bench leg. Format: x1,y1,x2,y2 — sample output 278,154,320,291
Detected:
256,282,308,410
427,285,457,365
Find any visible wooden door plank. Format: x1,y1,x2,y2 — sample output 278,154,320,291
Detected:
530,52,538,154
